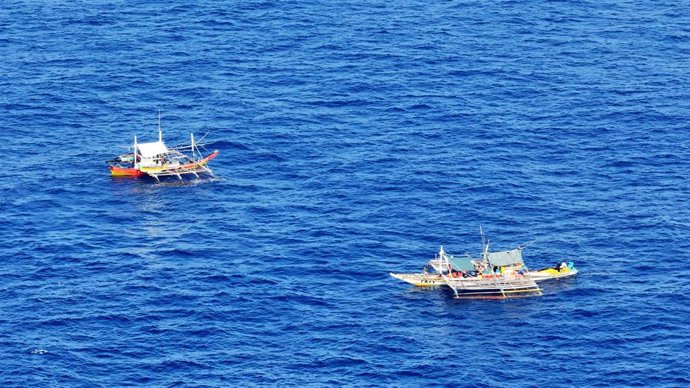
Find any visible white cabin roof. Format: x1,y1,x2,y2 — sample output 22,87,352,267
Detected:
136,141,169,157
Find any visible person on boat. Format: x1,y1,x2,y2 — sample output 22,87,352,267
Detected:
555,262,568,272
474,262,484,275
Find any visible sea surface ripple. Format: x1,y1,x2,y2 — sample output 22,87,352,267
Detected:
1,1,690,387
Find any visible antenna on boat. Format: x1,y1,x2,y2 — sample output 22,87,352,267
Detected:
133,135,138,168
479,226,507,297
190,132,196,161
480,226,487,257
158,110,162,142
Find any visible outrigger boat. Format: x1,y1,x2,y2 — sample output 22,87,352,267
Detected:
391,260,577,287
107,114,219,181
390,232,577,299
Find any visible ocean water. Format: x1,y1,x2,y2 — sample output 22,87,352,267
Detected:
1,0,690,386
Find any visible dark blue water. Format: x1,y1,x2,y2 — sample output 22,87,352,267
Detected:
2,1,690,386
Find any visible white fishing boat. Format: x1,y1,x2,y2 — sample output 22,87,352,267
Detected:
390,260,577,287
390,231,577,299
107,113,219,181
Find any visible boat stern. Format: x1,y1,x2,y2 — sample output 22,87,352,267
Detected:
109,165,144,177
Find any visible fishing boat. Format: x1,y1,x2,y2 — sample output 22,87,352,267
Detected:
390,260,577,287
390,232,575,299
107,114,219,181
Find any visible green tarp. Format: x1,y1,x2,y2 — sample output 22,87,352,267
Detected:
487,248,523,266
446,255,476,272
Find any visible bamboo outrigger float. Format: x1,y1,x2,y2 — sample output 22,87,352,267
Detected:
107,113,219,181
390,230,577,299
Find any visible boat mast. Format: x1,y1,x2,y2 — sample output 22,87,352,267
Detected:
481,227,507,298
191,132,196,161
438,246,460,298
133,135,138,168
158,110,163,142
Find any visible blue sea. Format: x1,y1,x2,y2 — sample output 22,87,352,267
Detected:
2,1,690,386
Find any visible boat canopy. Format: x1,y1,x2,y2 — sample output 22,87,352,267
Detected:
137,141,169,157
445,254,476,272
487,248,523,266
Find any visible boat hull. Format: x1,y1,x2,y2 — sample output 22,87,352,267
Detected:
389,273,446,287
530,267,578,281
391,267,577,288
109,165,144,177
109,150,219,178
138,150,219,176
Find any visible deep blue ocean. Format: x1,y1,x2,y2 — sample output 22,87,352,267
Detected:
2,1,690,386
